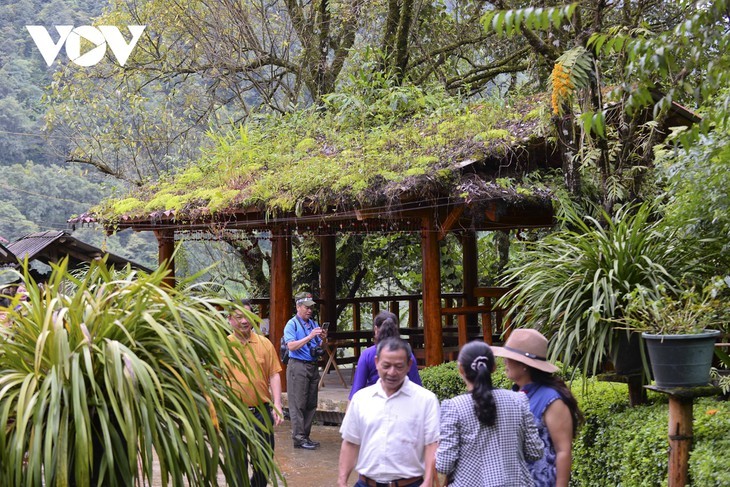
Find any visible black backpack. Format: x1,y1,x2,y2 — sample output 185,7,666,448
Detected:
280,320,297,364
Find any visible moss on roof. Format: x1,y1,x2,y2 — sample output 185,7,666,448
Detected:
94,93,554,223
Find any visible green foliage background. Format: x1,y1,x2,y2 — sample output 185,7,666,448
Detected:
0,0,158,266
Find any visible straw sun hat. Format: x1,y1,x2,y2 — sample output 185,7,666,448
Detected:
492,328,559,374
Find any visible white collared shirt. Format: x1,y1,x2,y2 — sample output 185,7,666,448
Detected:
340,377,440,482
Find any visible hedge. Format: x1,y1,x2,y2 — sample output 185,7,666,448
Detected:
421,364,730,485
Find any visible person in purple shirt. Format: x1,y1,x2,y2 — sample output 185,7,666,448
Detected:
349,311,421,400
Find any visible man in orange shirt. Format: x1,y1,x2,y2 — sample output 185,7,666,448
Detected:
225,299,283,487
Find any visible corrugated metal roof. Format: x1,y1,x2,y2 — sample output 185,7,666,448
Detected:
4,230,152,273
7,230,65,261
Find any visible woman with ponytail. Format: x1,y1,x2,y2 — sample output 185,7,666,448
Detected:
436,341,543,486
348,311,421,400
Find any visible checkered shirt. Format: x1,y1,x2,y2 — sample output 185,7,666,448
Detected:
436,389,543,486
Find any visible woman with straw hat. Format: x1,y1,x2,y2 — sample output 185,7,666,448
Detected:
493,329,583,487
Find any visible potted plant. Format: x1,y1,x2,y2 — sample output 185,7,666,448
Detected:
622,282,725,388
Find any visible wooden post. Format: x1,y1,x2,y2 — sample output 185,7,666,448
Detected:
408,298,418,328
389,300,399,318
154,230,175,288
353,302,362,357
461,231,478,330
270,227,292,390
457,314,468,349
668,396,693,487
646,384,721,487
421,214,443,366
483,304,493,344
627,375,647,407
319,235,337,332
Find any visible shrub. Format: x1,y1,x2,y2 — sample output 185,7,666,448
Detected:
420,360,512,401
570,379,730,486
420,362,465,401
690,403,730,486
422,361,730,485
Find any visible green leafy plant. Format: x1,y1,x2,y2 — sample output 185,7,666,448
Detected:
710,368,730,395
498,200,687,376
620,284,726,335
0,259,279,486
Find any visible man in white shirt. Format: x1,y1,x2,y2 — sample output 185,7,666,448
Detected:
338,337,440,487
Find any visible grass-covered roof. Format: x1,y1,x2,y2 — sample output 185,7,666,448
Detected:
86,92,558,230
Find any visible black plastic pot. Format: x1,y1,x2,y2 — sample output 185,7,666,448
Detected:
642,329,721,388
610,331,646,375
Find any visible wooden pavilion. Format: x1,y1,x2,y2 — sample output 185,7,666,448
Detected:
70,98,560,378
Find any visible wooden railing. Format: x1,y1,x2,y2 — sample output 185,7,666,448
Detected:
248,287,510,367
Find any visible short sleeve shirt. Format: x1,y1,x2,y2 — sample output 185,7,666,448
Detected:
224,333,282,407
340,377,440,481
284,316,322,362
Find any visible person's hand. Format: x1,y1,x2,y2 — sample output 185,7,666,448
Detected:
309,328,323,340
272,405,284,426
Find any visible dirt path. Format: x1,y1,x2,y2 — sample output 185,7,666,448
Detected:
146,420,353,486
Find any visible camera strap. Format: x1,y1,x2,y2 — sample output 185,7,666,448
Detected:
295,316,322,346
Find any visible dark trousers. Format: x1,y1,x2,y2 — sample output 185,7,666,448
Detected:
231,405,275,487
286,358,320,441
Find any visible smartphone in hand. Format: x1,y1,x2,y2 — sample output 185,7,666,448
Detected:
321,322,330,332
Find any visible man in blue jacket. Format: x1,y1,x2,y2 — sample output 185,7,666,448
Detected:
284,291,326,450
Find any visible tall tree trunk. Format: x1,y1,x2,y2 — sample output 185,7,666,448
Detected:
394,0,414,81
555,112,581,196
495,230,510,276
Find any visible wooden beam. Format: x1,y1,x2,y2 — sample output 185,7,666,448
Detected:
438,206,465,240
441,305,494,315
270,227,292,390
421,214,443,366
457,314,468,349
319,235,337,332
474,287,510,297
154,230,175,288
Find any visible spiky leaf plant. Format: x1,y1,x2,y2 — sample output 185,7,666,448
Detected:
0,258,279,486
498,201,689,377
